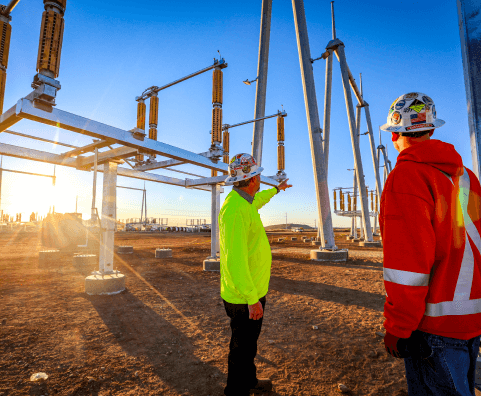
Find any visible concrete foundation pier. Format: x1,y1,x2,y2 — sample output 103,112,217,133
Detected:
291,237,298,241
311,240,322,246
346,235,354,240
203,258,220,272
310,249,348,262
359,241,382,247
73,254,97,273
303,238,312,243
85,271,126,295
39,250,60,264
278,238,284,242
155,248,172,258
117,246,134,254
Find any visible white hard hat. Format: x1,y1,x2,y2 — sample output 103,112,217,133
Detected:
380,92,445,133
224,153,264,185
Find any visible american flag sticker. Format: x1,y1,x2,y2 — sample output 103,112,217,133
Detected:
410,112,426,125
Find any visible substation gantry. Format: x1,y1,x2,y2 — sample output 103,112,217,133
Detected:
0,0,287,294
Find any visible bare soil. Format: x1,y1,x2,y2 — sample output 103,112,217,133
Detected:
0,230,479,396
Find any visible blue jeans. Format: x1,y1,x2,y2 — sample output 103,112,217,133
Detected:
404,330,480,396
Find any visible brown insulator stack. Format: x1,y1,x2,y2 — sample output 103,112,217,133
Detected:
333,190,337,211
0,18,11,114
277,116,285,171
136,99,146,162
222,129,230,175
211,67,223,145
36,0,67,78
354,194,357,211
340,190,344,211
347,193,351,212
149,95,158,141
375,193,379,212
371,191,374,211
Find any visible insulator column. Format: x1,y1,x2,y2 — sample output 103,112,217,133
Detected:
333,190,337,211
354,194,357,211
277,115,285,172
36,0,67,79
136,99,146,162
340,190,344,211
211,67,223,178
371,191,374,211
149,94,158,141
348,193,352,212
0,16,11,114
223,129,230,164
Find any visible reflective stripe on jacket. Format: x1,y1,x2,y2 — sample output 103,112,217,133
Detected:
380,140,481,340
219,188,277,305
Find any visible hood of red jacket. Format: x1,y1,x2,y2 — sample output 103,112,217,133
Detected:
396,139,464,177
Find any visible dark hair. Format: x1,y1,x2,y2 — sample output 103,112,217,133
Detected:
399,129,434,138
234,178,253,188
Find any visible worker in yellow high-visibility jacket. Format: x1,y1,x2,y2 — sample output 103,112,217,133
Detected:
220,153,292,396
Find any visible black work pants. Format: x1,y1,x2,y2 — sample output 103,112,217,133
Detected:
222,295,266,396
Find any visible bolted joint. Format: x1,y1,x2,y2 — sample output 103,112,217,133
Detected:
129,127,146,141
30,73,61,107
0,10,12,22
44,1,66,15
326,38,344,51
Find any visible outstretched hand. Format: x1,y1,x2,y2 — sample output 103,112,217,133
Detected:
278,178,293,191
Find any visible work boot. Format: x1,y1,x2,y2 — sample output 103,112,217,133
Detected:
250,378,273,394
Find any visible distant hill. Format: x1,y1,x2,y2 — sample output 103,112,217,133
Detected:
265,223,315,231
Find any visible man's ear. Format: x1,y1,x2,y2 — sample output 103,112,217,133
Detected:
428,130,434,137
391,132,400,142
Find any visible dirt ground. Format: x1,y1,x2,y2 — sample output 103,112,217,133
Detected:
1,230,479,396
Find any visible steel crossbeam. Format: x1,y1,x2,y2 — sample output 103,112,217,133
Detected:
0,142,217,192
61,140,114,158
1,98,230,173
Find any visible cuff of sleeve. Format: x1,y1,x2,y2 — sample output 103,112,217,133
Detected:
275,186,280,194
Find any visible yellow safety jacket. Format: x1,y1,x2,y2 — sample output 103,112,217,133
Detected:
219,187,277,305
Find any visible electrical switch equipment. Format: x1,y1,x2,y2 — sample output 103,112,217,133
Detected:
211,107,222,145
149,95,159,141
223,130,230,164
137,100,146,130
36,0,67,78
212,68,223,105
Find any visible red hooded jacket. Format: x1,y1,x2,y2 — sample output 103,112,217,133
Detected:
380,139,481,340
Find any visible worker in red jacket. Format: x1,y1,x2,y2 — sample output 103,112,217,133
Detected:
380,92,481,396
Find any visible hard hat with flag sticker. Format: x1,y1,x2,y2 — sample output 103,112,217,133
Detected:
224,153,264,185
380,92,445,133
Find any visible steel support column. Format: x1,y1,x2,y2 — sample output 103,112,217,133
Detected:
292,0,336,249
99,161,117,274
210,184,221,258
323,49,333,173
336,44,373,242
251,0,272,166
364,104,383,210
457,0,481,179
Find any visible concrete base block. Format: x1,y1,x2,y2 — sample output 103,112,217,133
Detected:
39,250,60,263
73,254,97,273
277,238,284,242
155,248,172,258
311,241,322,246
303,238,311,243
352,238,362,242
346,236,354,240
117,246,133,254
310,249,348,262
203,258,220,272
359,241,382,247
291,237,298,241
85,272,126,295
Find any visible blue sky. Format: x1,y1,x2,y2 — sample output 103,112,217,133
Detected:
0,0,474,227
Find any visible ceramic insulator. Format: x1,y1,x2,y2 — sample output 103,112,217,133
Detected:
277,116,284,142
375,194,379,211
0,69,6,114
211,107,222,144
340,192,344,211
212,68,223,104
136,154,144,162
348,193,351,212
0,21,11,69
333,190,337,211
277,144,285,171
149,95,159,125
137,101,146,130
223,130,230,164
149,128,157,141
371,191,374,211
211,169,217,177
36,10,65,78
354,195,357,211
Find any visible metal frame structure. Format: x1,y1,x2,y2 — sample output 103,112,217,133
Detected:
0,0,285,277
305,1,383,244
